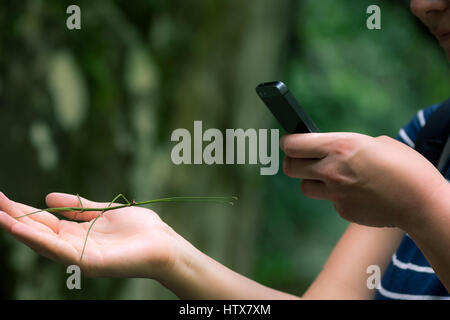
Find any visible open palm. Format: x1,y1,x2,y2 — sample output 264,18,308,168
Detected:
0,192,176,278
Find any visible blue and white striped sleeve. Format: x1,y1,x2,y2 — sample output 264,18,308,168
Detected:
395,104,440,148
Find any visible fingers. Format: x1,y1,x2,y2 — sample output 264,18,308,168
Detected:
282,157,330,200
300,180,329,200
0,193,56,234
0,192,29,219
45,192,113,221
0,210,76,264
12,201,60,233
283,156,323,180
280,133,333,159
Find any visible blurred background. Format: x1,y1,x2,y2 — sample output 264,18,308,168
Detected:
0,0,448,299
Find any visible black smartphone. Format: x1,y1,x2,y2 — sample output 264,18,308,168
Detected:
255,81,320,133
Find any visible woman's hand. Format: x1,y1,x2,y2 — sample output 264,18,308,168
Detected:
0,192,301,299
281,133,449,230
0,192,180,279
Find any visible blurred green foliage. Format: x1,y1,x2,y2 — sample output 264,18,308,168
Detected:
0,0,448,299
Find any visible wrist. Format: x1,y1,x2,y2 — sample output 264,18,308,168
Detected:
401,177,450,236
148,223,300,299
149,226,177,279
151,225,202,294
152,227,233,299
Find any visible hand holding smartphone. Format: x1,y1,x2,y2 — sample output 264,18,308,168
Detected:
256,81,320,133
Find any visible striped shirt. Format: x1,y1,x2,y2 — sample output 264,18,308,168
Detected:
374,103,450,300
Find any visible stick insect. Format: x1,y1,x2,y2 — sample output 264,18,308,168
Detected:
15,194,238,262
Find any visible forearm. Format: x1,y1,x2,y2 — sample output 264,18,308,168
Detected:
402,182,450,291
156,231,300,300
